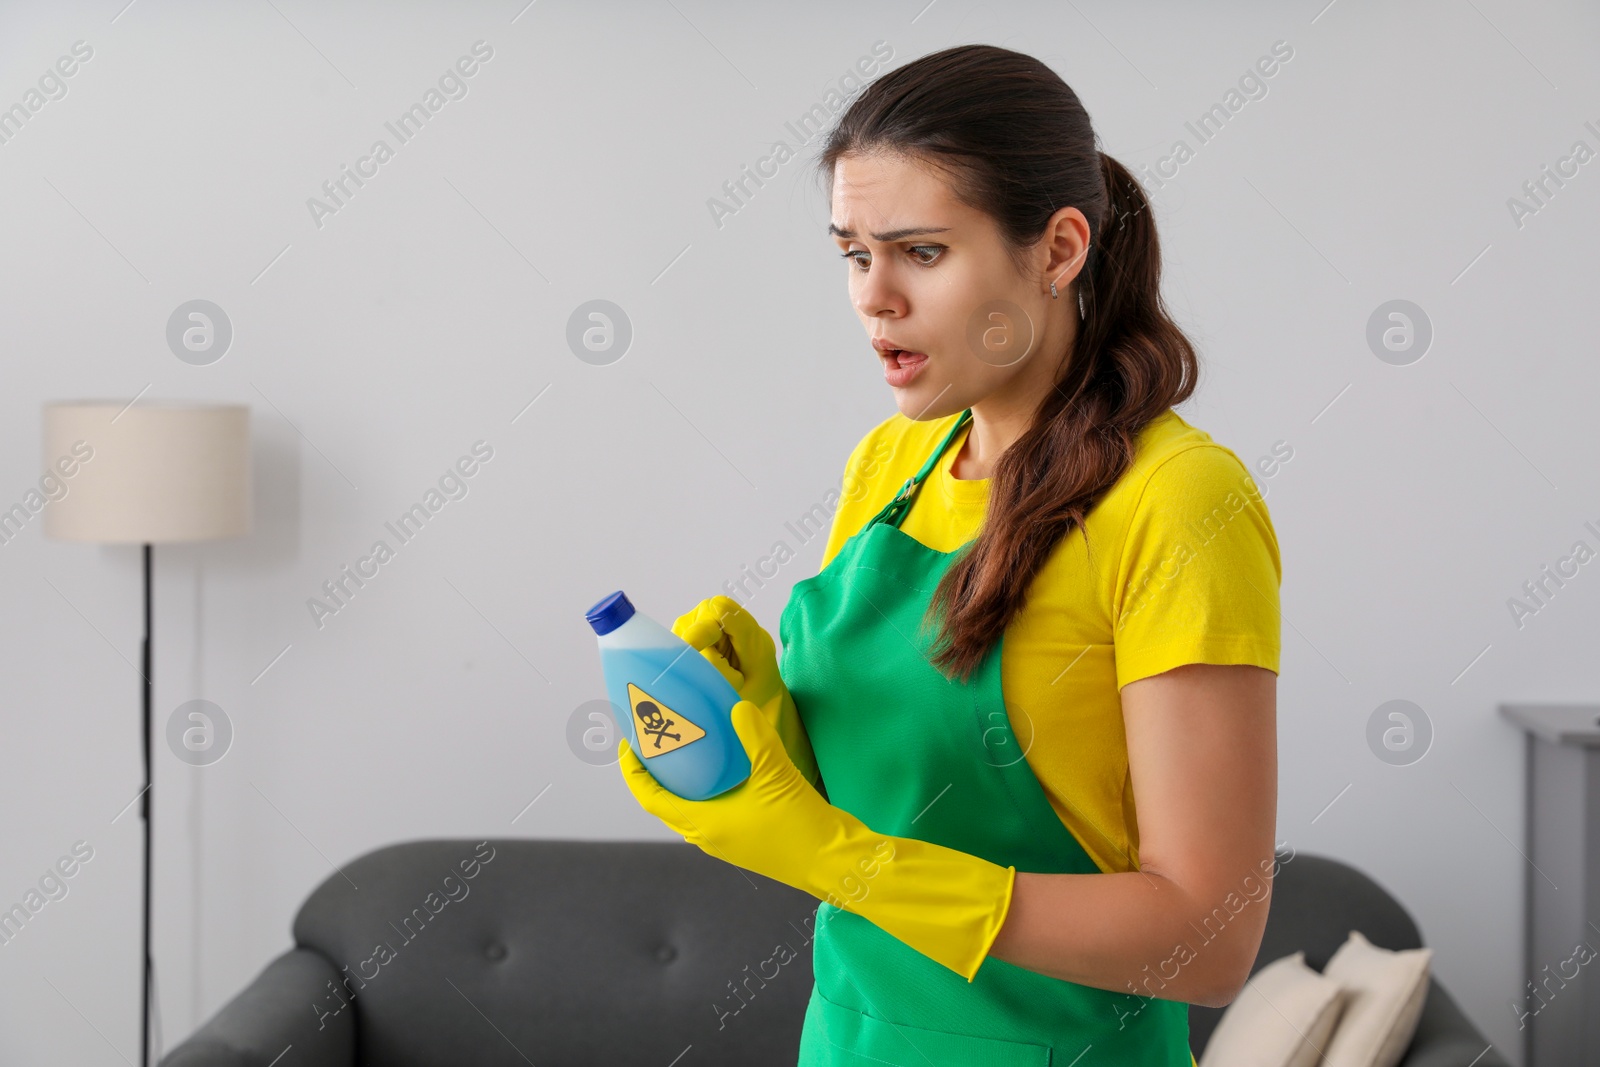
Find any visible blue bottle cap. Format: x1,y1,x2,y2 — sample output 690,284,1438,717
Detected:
584,590,636,635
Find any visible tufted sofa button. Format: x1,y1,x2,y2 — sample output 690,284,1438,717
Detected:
655,944,677,963
485,942,507,961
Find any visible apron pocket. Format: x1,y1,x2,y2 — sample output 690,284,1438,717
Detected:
804,983,1053,1066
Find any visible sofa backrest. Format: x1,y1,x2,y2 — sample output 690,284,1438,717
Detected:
1188,851,1425,1054
292,838,820,1066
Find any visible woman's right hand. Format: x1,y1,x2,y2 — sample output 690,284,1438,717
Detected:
672,595,823,791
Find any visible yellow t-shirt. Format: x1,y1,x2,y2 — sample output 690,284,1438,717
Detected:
817,407,1281,875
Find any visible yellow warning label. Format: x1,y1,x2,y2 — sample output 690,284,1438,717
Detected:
627,682,706,757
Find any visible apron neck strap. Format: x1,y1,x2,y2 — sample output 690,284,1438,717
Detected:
868,409,974,530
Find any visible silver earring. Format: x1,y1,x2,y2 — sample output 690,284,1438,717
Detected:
1050,281,1058,299
1078,289,1086,318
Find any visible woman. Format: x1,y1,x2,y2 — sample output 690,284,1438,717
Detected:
619,43,1280,1065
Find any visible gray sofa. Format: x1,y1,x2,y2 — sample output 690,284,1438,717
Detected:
1187,853,1509,1067
161,840,1506,1066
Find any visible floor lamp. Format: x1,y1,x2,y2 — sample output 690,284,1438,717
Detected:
42,401,251,1067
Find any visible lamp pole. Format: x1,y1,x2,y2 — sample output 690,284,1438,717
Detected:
141,542,153,1067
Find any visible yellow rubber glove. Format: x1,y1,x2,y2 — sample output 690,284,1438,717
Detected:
670,596,822,792
618,699,1017,982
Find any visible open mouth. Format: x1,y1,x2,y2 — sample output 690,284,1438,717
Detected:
882,349,928,367
881,348,930,386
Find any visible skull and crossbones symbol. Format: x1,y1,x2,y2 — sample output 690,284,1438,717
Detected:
636,701,680,749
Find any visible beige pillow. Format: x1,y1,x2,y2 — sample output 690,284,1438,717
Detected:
1199,951,1350,1067
1319,930,1432,1067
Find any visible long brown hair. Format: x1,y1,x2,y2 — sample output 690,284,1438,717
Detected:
817,44,1199,682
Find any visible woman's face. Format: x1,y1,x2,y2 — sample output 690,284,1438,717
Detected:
829,151,1087,423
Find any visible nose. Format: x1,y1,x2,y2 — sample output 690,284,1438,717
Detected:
852,263,907,320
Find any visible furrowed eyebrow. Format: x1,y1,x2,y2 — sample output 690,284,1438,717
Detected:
827,223,951,241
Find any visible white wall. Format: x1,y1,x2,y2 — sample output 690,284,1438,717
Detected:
2,1,1596,1063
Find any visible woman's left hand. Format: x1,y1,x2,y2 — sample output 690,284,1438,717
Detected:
618,699,839,892
618,699,1017,982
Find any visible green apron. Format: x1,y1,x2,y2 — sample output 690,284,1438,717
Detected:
778,410,1192,1065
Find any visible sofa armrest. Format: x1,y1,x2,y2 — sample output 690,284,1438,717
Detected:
159,947,354,1067
1399,980,1510,1067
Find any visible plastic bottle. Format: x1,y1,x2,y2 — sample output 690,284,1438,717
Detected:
584,590,752,800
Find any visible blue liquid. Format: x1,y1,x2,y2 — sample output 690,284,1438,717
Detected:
602,645,751,800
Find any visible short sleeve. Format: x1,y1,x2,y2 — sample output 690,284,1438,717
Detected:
1112,445,1282,689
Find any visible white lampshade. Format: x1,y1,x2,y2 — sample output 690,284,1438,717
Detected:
41,401,251,544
